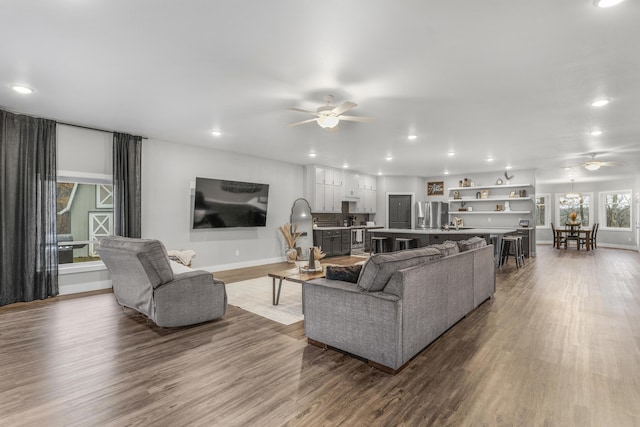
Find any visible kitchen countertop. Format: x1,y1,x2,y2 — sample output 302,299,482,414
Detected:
371,228,517,234
313,225,384,230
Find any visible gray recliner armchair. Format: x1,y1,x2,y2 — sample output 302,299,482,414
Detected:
97,236,227,327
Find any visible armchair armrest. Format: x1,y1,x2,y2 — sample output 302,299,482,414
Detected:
153,270,227,327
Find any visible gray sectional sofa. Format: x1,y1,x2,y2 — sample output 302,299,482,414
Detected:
303,238,495,373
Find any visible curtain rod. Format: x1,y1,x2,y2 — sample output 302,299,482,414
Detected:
57,121,148,139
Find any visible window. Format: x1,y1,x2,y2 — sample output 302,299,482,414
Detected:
556,193,592,227
599,190,632,231
535,194,550,228
57,172,113,265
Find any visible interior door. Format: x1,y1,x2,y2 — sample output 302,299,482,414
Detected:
388,194,412,229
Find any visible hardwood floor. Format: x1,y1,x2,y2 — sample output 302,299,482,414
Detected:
1,247,639,426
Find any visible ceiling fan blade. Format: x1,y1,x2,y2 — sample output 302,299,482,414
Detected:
331,101,357,116
561,164,582,169
288,107,320,115
601,161,624,166
339,115,375,123
287,118,318,128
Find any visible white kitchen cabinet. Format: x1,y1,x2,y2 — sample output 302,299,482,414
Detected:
305,165,344,213
343,171,361,200
363,188,377,213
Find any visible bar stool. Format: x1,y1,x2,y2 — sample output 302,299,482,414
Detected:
500,236,524,269
371,236,388,254
396,238,414,251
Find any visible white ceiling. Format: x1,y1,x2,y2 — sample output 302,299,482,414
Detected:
2,1,639,184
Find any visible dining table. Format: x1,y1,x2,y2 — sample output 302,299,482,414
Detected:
555,225,591,251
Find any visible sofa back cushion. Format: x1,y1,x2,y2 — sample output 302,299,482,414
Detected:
429,240,460,257
357,247,442,292
98,236,174,288
457,236,487,252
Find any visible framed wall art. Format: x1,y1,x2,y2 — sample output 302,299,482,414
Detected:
427,181,444,196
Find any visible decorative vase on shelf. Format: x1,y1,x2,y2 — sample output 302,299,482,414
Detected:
285,247,297,263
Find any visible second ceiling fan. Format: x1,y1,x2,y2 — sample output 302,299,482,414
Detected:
564,153,623,171
288,94,374,129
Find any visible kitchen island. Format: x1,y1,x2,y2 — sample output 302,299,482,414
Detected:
370,227,518,264
313,225,384,256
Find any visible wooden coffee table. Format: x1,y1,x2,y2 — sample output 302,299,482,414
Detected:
267,267,326,305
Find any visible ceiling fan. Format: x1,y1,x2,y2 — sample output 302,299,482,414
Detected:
288,94,374,129
563,153,623,171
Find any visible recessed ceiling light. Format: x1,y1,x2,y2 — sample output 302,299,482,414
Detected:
377,172,383,176
342,163,349,169
505,165,513,170
447,151,456,157
211,130,222,136
595,0,625,8
591,98,610,107
444,171,449,175
309,152,317,157
589,129,603,136
487,157,494,162
385,155,393,161
407,135,417,140
11,84,33,94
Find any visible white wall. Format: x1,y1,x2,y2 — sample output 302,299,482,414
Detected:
142,138,305,270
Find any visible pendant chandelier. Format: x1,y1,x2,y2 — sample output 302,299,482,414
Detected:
565,179,580,199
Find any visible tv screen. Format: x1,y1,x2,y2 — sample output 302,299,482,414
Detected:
192,177,269,229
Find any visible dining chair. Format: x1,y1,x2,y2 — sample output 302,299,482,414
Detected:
581,223,598,249
564,223,580,249
551,222,566,249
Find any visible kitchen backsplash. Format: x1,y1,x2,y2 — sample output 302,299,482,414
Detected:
313,213,372,227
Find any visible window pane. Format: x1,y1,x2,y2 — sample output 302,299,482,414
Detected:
558,194,590,227
535,196,546,226
57,182,114,264
604,192,631,228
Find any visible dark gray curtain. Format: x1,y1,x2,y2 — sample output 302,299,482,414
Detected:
0,110,58,306
113,132,142,238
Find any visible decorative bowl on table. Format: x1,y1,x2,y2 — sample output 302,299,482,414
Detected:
299,265,323,274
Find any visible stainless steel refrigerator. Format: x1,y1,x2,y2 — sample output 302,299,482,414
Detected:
424,201,448,229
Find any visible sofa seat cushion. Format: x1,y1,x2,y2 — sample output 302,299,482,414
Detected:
326,265,363,283
457,236,487,252
429,240,460,257
357,247,442,292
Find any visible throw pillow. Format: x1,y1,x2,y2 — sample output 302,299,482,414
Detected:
457,236,487,252
325,265,363,283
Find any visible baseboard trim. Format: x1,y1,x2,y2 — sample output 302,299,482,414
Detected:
203,257,286,273
59,280,112,296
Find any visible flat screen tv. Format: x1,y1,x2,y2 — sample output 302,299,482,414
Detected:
192,177,269,229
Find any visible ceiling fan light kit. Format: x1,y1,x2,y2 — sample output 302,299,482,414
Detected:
317,115,340,129
584,161,601,171
288,94,374,129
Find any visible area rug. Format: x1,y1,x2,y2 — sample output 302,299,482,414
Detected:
225,276,303,325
